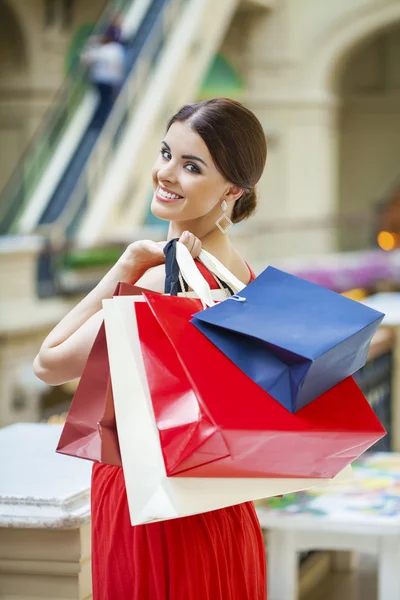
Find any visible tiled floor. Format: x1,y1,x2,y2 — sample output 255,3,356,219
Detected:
307,555,377,600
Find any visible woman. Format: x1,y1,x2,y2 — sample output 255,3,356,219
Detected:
34,98,268,599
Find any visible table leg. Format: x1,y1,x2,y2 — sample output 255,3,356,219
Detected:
267,529,298,600
378,536,400,600
330,550,359,572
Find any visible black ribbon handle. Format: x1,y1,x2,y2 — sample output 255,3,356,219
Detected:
163,239,188,295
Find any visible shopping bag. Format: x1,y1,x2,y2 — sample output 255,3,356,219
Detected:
56,282,149,465
132,243,383,480
103,294,354,525
140,291,384,479
56,245,231,464
191,266,384,412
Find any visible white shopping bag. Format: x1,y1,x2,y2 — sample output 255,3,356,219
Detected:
103,294,353,526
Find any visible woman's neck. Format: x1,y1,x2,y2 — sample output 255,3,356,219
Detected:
167,221,234,263
167,218,251,285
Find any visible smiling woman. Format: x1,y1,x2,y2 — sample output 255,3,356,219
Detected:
150,98,266,237
152,121,229,223
33,97,268,600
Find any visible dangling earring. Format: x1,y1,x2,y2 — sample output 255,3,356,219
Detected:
215,199,233,233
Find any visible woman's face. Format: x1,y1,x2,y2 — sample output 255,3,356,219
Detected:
151,121,230,223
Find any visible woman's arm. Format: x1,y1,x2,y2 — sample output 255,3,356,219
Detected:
33,241,167,386
33,234,201,386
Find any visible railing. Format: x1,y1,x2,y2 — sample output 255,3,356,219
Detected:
0,0,134,235
36,0,187,241
354,327,394,452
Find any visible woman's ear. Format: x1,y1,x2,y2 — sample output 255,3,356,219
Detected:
224,184,244,204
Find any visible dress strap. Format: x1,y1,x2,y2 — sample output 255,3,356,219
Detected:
194,260,233,296
245,262,256,282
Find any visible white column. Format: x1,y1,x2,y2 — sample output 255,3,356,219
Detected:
0,236,73,426
378,536,400,600
267,529,299,600
241,94,340,266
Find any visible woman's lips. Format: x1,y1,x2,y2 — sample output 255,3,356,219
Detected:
156,186,184,203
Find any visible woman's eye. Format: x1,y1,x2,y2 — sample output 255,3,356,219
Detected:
185,163,200,174
160,150,200,174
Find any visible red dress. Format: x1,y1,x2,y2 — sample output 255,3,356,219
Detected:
91,263,267,600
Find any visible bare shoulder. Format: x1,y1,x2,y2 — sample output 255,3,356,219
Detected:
229,250,253,285
135,264,165,293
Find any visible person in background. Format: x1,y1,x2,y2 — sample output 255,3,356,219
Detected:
81,31,125,129
105,11,123,43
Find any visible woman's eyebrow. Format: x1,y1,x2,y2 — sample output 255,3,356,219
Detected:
182,154,208,167
162,140,208,167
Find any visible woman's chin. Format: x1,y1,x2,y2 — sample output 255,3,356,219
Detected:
149,198,169,221
151,196,184,221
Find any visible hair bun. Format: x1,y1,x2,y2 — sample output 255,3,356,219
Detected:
231,188,257,224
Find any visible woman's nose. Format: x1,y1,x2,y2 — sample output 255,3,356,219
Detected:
158,161,177,182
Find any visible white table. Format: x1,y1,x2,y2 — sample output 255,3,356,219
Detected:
256,452,400,600
0,422,93,599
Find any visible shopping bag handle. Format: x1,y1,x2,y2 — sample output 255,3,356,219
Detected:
175,242,215,307
198,249,246,295
175,242,247,308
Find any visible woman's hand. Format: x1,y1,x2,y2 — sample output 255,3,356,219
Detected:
117,232,202,282
33,231,202,385
179,231,202,258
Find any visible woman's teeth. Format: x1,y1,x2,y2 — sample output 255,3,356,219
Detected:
158,188,182,200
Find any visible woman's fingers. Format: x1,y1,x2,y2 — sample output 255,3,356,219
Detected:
178,231,191,248
191,236,202,258
179,231,202,258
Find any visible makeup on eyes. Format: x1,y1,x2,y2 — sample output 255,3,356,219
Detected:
160,148,202,175
161,141,207,168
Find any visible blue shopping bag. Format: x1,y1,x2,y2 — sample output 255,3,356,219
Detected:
191,266,384,413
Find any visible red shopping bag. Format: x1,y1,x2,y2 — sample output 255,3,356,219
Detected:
135,292,385,479
56,282,151,465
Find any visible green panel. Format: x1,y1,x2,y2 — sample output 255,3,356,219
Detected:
199,54,244,99
62,247,123,270
65,23,95,76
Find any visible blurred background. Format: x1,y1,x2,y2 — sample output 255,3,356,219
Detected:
1,0,400,599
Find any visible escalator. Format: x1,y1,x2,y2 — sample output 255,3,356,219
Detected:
0,0,163,235
0,0,241,245
75,0,241,245
0,0,241,295
38,0,168,227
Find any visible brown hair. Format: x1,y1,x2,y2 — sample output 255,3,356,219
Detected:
166,98,267,223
